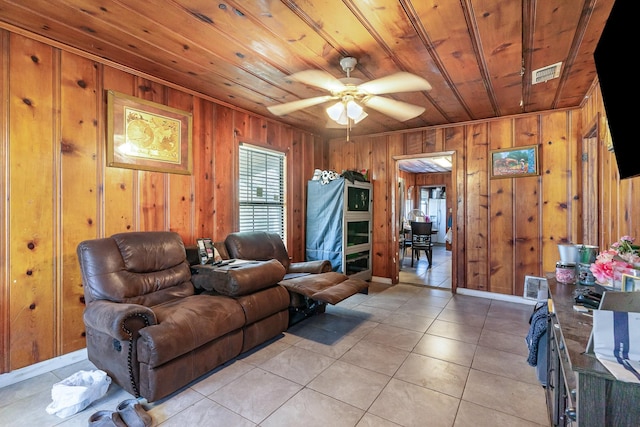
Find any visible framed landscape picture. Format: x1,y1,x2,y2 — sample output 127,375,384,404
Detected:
107,90,193,174
490,145,539,179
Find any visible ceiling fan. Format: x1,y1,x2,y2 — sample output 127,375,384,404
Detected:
267,57,432,125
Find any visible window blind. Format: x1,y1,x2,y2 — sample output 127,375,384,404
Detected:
238,144,285,238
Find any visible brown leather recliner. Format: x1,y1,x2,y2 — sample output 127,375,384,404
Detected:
77,231,288,402
223,231,369,324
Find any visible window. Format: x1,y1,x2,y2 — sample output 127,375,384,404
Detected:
238,144,285,238
419,187,429,217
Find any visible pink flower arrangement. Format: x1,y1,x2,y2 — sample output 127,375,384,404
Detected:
590,236,640,284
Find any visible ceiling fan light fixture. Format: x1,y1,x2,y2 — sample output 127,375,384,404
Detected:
336,109,349,125
335,114,349,126
352,109,368,124
326,101,345,121
327,99,368,125
335,109,367,125
346,100,363,119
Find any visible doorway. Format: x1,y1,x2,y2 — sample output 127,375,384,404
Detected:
395,152,454,290
581,114,600,245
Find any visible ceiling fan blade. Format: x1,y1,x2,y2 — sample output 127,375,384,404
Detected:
289,70,346,93
358,72,432,95
267,95,334,116
363,96,425,121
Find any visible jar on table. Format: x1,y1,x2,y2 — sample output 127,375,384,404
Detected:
555,262,576,284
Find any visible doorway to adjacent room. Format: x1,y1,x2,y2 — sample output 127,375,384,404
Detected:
399,185,451,289
395,152,454,290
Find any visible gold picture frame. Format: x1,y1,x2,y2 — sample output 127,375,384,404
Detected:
106,90,192,174
622,273,640,292
489,145,539,179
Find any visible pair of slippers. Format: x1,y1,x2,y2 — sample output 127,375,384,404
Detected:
88,399,152,427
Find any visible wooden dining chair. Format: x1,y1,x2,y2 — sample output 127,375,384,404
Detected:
410,221,433,267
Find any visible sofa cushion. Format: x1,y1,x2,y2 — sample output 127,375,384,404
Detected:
224,232,291,270
78,231,194,306
233,285,290,324
113,231,186,273
137,295,245,367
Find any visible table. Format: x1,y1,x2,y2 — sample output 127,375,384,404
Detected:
546,275,640,426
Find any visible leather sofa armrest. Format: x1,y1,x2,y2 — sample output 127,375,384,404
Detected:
193,259,286,296
288,260,332,274
83,300,157,340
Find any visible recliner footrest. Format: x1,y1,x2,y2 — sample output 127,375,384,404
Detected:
311,278,369,304
279,272,368,305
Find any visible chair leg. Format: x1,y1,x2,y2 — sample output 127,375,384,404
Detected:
427,247,433,267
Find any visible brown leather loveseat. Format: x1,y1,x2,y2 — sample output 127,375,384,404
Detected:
77,231,289,402
221,231,369,324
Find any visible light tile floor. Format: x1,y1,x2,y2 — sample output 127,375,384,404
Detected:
0,255,548,426
400,243,452,289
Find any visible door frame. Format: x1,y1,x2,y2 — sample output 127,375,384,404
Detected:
581,114,600,245
393,152,457,292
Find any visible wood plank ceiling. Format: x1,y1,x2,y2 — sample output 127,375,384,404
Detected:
0,0,615,139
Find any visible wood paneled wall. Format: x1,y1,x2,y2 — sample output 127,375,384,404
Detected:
406,173,452,222
399,171,452,213
327,83,639,295
0,31,319,373
1,28,638,376
580,83,640,252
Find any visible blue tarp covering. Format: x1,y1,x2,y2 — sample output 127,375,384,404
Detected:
306,178,344,272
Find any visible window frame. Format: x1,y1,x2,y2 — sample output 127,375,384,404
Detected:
237,143,286,239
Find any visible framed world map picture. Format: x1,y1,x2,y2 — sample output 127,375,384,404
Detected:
106,90,193,174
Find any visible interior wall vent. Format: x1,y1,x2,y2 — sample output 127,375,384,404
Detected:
532,62,562,84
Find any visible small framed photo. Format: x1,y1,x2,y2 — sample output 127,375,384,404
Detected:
622,273,640,292
490,145,539,179
524,275,548,301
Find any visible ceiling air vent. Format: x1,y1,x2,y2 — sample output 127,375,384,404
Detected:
532,62,562,84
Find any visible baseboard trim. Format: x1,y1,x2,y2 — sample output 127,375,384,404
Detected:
456,288,537,305
0,348,88,389
372,276,392,284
